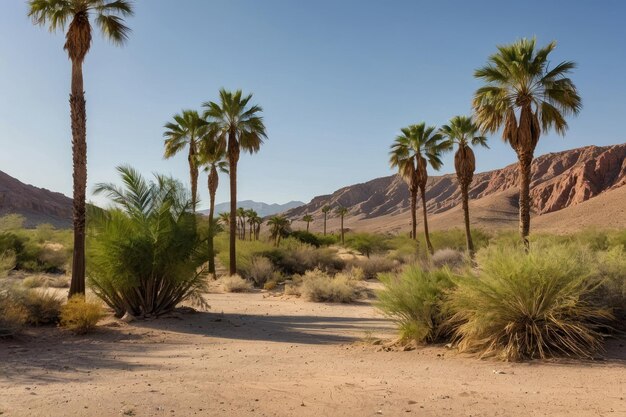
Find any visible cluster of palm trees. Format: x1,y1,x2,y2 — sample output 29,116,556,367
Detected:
163,90,267,276
391,38,580,255
218,208,263,241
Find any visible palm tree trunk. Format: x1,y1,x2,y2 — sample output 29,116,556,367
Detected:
518,152,533,249
410,188,417,239
323,213,327,235
420,186,434,255
228,136,239,276
188,144,198,212
207,165,218,277
68,59,87,297
306,222,310,233
461,182,474,256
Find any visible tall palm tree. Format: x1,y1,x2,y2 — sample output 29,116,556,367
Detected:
440,116,488,256
321,205,331,236
335,206,349,245
267,215,290,247
248,213,262,240
204,89,266,275
392,123,445,255
198,132,228,277
28,0,134,296
473,38,581,247
390,139,419,240
302,214,313,232
163,110,208,211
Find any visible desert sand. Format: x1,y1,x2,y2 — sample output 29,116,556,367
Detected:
1,285,625,417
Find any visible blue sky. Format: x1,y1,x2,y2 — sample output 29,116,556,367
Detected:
1,1,625,209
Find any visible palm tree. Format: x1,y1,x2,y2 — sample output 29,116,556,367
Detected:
440,116,488,256
245,209,257,241
28,0,134,296
163,110,208,211
236,207,247,240
390,139,419,240
204,89,267,275
267,215,290,247
218,212,230,228
198,132,228,277
248,213,262,240
473,38,581,247
302,214,313,232
335,206,349,245
321,205,331,236
391,123,446,255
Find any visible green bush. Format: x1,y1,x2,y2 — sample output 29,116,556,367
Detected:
60,296,105,334
378,266,454,343
87,166,209,317
0,250,16,277
289,230,322,247
595,246,626,320
447,243,612,361
345,233,389,258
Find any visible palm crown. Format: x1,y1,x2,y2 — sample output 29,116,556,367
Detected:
473,38,581,150
28,0,133,60
390,123,446,184
203,89,267,157
163,110,208,159
440,116,488,149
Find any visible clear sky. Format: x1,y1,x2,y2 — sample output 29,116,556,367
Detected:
1,1,625,209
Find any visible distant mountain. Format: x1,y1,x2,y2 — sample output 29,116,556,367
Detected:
0,170,72,228
285,144,626,234
201,200,305,218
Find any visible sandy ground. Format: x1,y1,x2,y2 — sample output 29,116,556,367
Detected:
1,286,625,417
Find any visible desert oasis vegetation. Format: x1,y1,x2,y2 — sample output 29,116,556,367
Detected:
1,1,626,416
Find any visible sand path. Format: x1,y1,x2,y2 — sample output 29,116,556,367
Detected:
1,288,625,417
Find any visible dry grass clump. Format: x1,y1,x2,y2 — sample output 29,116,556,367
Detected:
0,284,28,337
447,244,612,361
249,256,274,287
378,266,454,343
0,250,16,277
299,269,360,303
594,246,626,320
430,248,467,270
20,290,63,326
60,296,105,334
22,275,48,288
220,274,253,293
348,255,397,279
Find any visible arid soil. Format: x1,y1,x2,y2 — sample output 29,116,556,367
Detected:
1,286,625,417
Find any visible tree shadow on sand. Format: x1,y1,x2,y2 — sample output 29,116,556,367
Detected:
134,311,393,345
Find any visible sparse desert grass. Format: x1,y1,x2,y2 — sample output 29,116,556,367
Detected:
19,289,63,326
378,266,454,343
447,243,612,361
299,268,360,303
21,275,47,288
347,255,397,279
0,250,16,277
0,283,28,337
60,296,105,334
595,246,626,320
430,248,467,270
221,274,253,293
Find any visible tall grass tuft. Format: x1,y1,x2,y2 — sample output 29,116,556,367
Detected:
378,266,454,343
447,243,612,361
87,166,209,318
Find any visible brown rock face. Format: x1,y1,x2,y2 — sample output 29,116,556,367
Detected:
0,170,72,228
286,143,626,222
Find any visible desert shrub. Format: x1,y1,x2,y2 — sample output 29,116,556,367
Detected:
60,296,105,334
316,233,339,246
299,268,359,303
378,266,455,343
47,275,70,288
0,214,26,231
22,275,47,288
264,244,344,275
0,284,28,337
220,274,253,292
347,255,397,279
447,243,612,361
430,248,467,270
87,166,209,318
595,246,626,320
249,256,275,287
20,290,63,326
386,235,420,264
290,230,322,247
344,265,365,281
345,233,389,258
215,234,274,277
0,250,16,277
